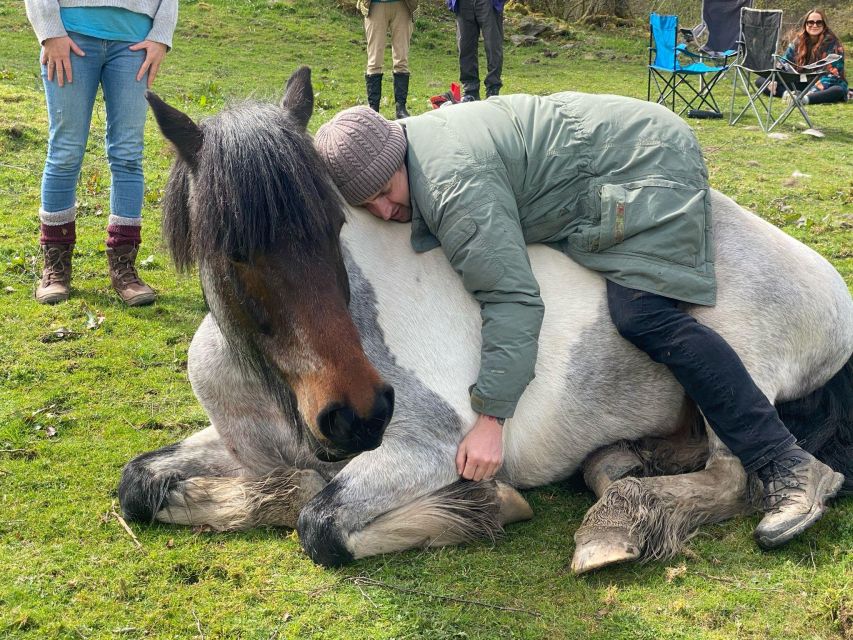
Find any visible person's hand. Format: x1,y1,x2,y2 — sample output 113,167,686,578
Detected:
455,414,504,481
128,40,168,88
41,36,85,87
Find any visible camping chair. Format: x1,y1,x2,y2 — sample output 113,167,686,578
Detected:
681,0,753,60
648,13,731,118
729,7,841,131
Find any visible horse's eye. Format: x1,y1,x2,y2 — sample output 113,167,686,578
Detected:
244,297,273,336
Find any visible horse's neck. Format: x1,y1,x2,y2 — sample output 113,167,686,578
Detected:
342,209,481,422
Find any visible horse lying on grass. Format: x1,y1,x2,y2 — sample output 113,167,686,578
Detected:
119,67,853,573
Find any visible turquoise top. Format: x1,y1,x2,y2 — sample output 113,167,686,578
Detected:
60,7,153,42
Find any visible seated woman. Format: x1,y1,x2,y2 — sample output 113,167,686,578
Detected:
760,8,847,105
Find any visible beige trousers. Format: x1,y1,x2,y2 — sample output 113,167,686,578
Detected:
364,1,413,74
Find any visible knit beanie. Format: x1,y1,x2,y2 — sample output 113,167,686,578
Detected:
314,106,407,206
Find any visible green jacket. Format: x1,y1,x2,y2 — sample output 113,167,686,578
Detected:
357,0,418,18
404,92,715,419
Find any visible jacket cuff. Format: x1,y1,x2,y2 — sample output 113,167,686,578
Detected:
147,2,178,50
469,387,516,420
28,10,67,44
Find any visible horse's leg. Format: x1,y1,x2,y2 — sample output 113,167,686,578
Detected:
296,434,533,566
582,443,645,498
119,426,327,531
343,479,533,560
572,427,759,574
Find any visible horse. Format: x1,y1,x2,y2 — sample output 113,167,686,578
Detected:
119,67,853,573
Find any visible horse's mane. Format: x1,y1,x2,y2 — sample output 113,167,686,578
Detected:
162,101,343,272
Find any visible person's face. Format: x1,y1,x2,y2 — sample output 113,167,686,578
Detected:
362,166,411,223
805,12,825,37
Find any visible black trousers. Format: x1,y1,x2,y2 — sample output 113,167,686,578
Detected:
755,77,847,104
456,0,503,98
606,280,795,472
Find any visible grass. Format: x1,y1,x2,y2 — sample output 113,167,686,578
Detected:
1,1,851,638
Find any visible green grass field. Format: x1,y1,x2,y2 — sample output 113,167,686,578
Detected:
1,1,851,638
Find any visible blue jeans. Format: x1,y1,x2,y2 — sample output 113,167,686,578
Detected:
607,280,796,472
40,32,149,218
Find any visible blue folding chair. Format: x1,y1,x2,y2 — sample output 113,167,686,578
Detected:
648,13,731,117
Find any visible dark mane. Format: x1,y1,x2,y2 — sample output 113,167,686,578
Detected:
162,101,343,271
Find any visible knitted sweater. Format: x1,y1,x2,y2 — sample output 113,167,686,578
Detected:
25,0,178,48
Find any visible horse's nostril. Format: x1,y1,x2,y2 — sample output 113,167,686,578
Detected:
372,385,395,433
319,405,357,444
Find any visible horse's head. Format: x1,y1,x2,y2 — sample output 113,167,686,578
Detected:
147,67,393,461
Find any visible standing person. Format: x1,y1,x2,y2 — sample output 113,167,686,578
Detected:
448,0,505,101
314,97,845,550
25,0,178,306
358,0,418,119
760,9,847,105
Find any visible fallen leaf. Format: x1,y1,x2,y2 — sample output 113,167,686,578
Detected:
166,538,175,548
45,426,57,438
665,563,688,582
140,254,156,268
41,327,80,343
4,286,14,293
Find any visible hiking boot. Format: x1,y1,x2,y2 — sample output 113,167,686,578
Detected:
35,243,73,304
754,445,844,549
107,244,156,306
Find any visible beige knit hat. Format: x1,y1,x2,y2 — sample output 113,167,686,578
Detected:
314,106,407,206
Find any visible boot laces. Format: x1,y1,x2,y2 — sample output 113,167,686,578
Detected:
114,253,143,286
43,247,70,285
760,456,807,513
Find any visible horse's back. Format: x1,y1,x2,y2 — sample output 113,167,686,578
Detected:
341,193,853,488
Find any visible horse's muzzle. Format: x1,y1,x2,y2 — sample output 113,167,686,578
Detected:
317,385,394,456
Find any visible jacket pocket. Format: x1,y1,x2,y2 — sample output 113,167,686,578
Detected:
591,177,708,268
441,216,506,292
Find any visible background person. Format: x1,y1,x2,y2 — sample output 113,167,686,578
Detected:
447,0,505,101
761,8,847,105
314,99,845,550
358,0,418,119
25,0,178,306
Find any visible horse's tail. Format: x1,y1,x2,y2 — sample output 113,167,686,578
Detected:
777,354,853,495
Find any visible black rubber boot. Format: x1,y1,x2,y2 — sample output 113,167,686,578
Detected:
754,444,844,549
365,73,383,112
393,72,410,119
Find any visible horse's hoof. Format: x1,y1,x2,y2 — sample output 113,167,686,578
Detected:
495,481,534,524
571,527,641,575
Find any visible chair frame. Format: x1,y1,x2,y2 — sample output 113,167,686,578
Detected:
647,13,731,117
729,8,839,131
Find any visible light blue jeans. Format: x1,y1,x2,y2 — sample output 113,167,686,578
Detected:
40,32,149,218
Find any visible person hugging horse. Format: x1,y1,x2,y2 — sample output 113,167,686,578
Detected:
313,95,845,550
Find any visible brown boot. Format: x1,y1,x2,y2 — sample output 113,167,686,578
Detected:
106,244,156,306
35,243,74,304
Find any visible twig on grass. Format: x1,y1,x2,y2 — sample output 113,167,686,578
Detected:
109,500,143,550
346,575,541,617
693,571,785,592
192,609,205,639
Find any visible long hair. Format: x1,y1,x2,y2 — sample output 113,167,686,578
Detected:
790,9,836,66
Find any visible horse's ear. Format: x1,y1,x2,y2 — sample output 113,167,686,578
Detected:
281,66,314,131
146,91,204,166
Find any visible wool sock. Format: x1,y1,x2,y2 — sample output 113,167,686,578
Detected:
106,214,142,248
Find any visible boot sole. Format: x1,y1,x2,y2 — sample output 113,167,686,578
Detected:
123,292,157,306
35,291,70,304
755,470,845,549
